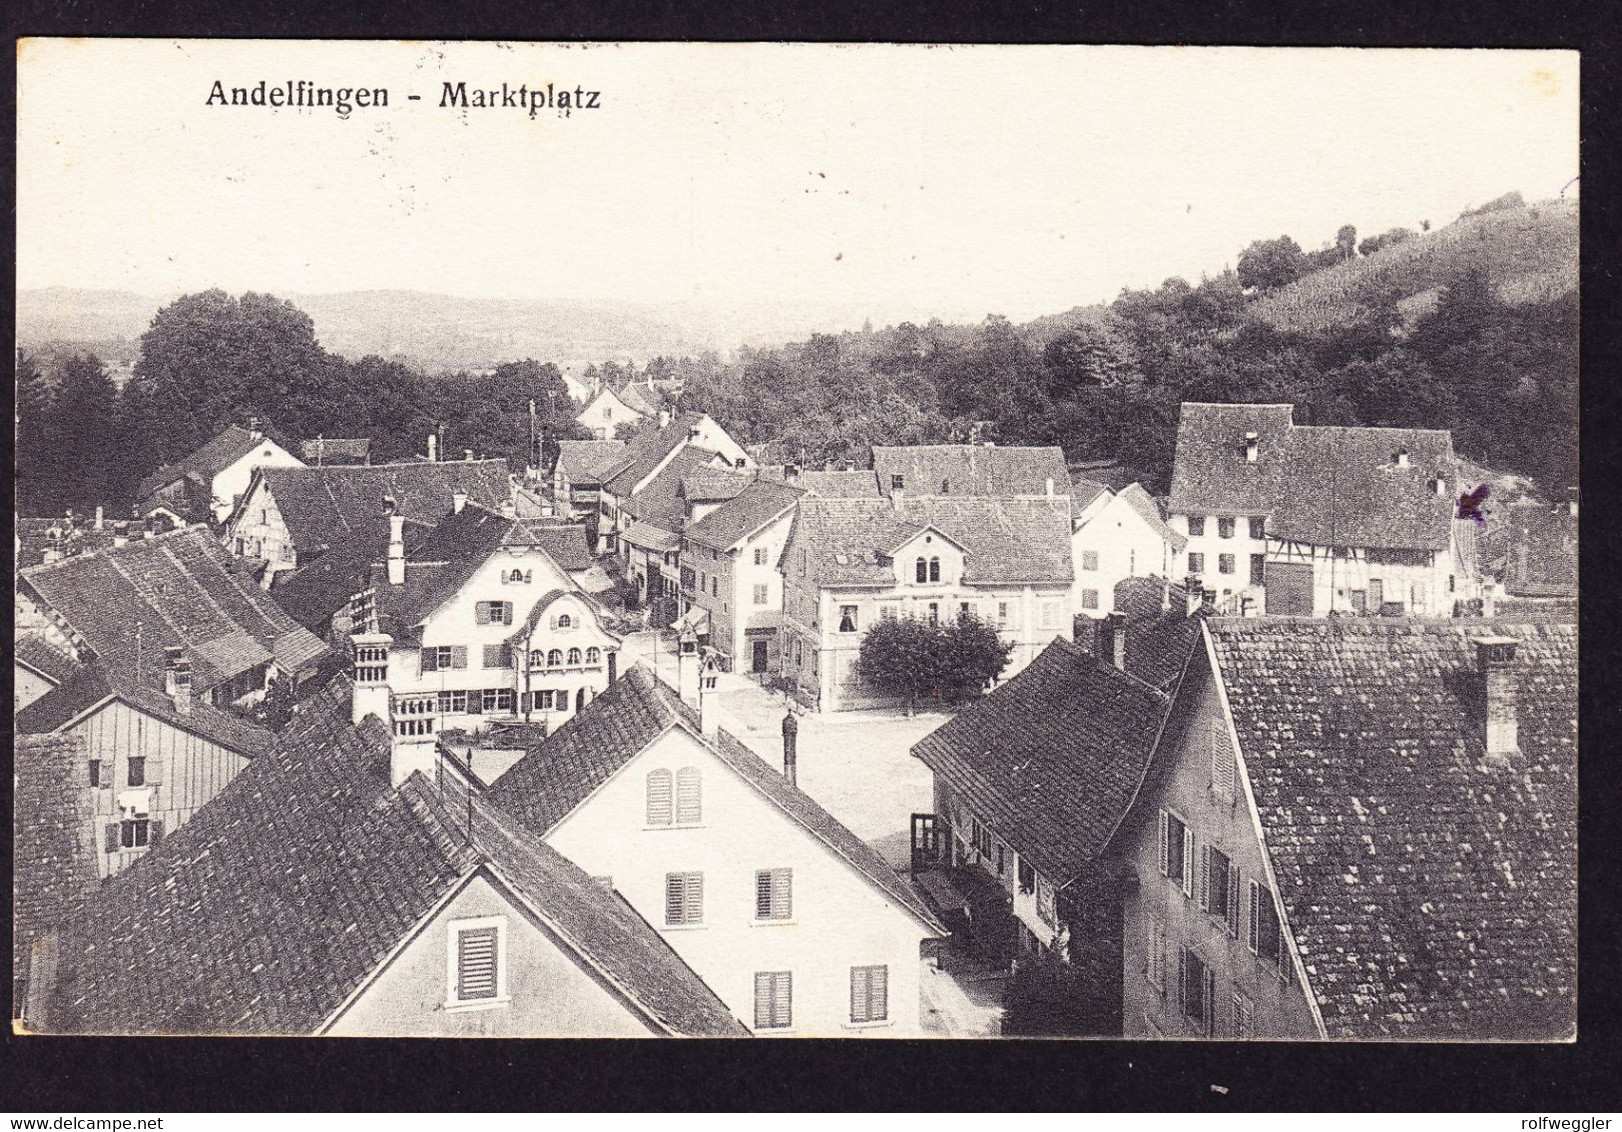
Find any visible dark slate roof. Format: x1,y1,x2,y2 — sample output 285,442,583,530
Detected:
534,524,596,572
16,662,275,757
555,440,627,483
1113,483,1188,552
871,445,1070,497
250,460,512,558
15,631,84,685
603,412,712,497
618,446,721,529
19,527,331,697
1270,426,1457,551
137,426,283,500
684,479,805,552
782,496,1074,587
299,438,372,464
1207,618,1578,1040
1166,402,1297,516
490,667,945,934
796,470,882,498
912,639,1170,885
1496,502,1578,597
618,382,662,417
14,733,101,994
42,676,743,1037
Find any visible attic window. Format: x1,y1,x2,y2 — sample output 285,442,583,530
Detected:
940,479,950,494
891,474,905,490
447,917,508,1009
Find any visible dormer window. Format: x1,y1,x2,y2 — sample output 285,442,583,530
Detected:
891,474,905,491
1395,449,1410,468
940,479,950,494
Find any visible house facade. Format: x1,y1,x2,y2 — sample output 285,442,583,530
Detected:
137,423,305,525
779,495,1075,712
490,667,948,1036
597,412,752,561
576,386,648,440
347,502,621,767
1072,483,1187,617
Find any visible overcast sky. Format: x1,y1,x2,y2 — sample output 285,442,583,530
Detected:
18,41,1579,329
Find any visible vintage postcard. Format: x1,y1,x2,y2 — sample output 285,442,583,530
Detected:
14,40,1578,1042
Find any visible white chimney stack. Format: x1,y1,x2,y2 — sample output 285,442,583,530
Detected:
1045,477,1055,498
1396,449,1410,468
465,450,475,462
1244,432,1259,463
1184,574,1204,618
1107,611,1127,671
1473,637,1520,767
427,433,437,463
387,514,406,586
94,506,104,530
453,489,468,515
659,409,671,429
164,648,192,714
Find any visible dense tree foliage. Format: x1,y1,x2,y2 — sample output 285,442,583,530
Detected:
1001,951,1117,1037
856,614,1015,713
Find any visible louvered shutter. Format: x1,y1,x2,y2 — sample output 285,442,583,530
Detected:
465,691,483,715
1202,965,1216,1034
1199,846,1211,912
1227,866,1242,937
685,872,703,924
871,966,887,1021
1181,827,1194,898
502,602,513,626
1248,880,1260,955
850,967,865,1022
1177,949,1188,1018
456,927,499,1000
105,823,120,852
482,644,502,669
675,767,702,825
775,972,792,1027
754,973,774,1029
421,649,439,674
1158,811,1169,877
149,820,165,844
665,873,684,925
475,602,491,626
646,770,673,826
451,646,468,670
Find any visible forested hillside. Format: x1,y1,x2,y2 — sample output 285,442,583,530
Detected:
15,194,1577,518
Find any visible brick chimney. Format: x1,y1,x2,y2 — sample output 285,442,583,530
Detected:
427,433,438,463
1472,636,1520,767
1107,611,1128,670
782,711,799,786
1244,431,1259,463
1184,573,1204,618
452,489,468,514
387,514,406,586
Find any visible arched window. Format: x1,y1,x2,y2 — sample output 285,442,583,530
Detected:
646,769,673,826
529,649,545,667
929,556,941,582
585,647,602,665
547,649,564,667
509,569,524,583
567,647,582,665
556,613,573,629
676,767,702,825
915,557,928,583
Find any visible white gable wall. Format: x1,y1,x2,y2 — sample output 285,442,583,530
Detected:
1073,493,1179,616
545,726,930,1036
211,438,305,525
15,663,57,711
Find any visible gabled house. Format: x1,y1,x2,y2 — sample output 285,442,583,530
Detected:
15,660,274,881
778,493,1075,712
22,676,745,1038
1166,402,1476,616
488,666,948,1035
615,448,746,612
576,385,649,440
553,439,628,522
597,411,752,558
17,525,331,710
136,422,305,525
224,457,513,582
1071,483,1187,617
346,500,621,776
1119,618,1576,1041
870,444,1071,500
1485,498,1578,602
618,381,665,419
680,478,806,674
299,437,372,466
15,630,84,710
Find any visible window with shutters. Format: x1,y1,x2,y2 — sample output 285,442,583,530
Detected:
1187,516,1206,537
928,557,941,582
646,769,674,826
1219,553,1236,575
1081,589,1099,610
1178,946,1215,1035
849,965,888,1024
914,557,928,583
674,766,702,825
754,583,769,606
1145,915,1167,992
1210,719,1236,801
1218,517,1236,539
1201,846,1241,936
128,757,146,787
754,971,793,1030
116,818,153,849
1249,880,1289,976
1082,549,1099,571
422,645,464,673
1159,810,1193,897
1249,517,1266,540
1018,857,1036,895
755,868,793,921
446,917,508,1009
1231,987,1255,1039
754,547,768,566
664,871,704,926
475,601,514,626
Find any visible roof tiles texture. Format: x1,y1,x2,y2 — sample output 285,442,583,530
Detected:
604,412,711,497
137,426,277,500
795,470,882,498
871,445,1070,498
684,479,805,552
555,440,628,483
14,733,101,993
911,639,1170,884
1208,617,1577,1040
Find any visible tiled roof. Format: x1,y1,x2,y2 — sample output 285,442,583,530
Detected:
1207,617,1578,1040
505,588,620,648
15,631,84,685
1166,402,1297,518
534,524,596,572
1070,477,1111,516
15,661,275,757
684,479,805,552
618,447,721,529
299,438,372,464
555,440,628,483
267,531,411,634
1496,502,1578,597
1113,483,1188,552
1073,578,1211,695
41,676,743,1037
1166,403,1457,550
621,520,682,553
15,516,179,571
14,733,101,995
603,412,711,497
795,470,882,498
19,527,331,697
490,667,945,934
679,464,752,503
782,496,1074,587
912,639,1170,885
250,460,512,558
136,426,278,500
618,382,662,417
871,445,1070,498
